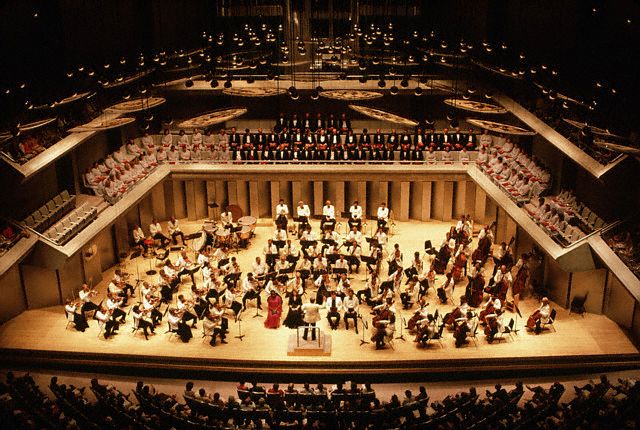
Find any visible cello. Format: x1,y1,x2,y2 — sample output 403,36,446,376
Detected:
443,296,468,326
526,310,542,330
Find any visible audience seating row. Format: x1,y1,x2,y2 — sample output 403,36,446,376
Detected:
4,372,638,430
43,203,98,245
22,190,76,233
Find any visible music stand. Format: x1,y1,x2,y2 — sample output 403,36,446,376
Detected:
252,293,263,318
395,304,407,341
235,316,245,341
273,240,286,249
358,314,370,346
379,280,394,291
512,302,522,335
360,255,378,281
332,267,348,277
300,240,317,250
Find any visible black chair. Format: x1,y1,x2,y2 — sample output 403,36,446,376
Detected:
542,309,557,332
570,293,588,316
424,240,437,255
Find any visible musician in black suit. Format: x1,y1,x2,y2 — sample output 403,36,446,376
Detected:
302,112,313,131
275,113,287,133
338,113,351,133
312,113,325,132
228,127,241,151
359,128,371,148
387,129,399,150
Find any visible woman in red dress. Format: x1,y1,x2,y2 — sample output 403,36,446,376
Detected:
264,290,283,329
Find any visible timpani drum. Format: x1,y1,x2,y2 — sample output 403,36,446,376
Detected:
238,216,257,234
215,228,231,247
237,225,251,241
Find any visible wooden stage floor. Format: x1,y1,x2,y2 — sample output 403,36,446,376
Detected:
1,219,638,381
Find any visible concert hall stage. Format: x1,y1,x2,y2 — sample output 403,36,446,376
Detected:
1,220,638,382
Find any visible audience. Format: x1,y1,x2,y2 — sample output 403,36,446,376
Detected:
605,220,640,278
3,372,639,430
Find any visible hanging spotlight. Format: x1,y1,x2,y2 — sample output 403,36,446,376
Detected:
414,86,423,96
377,78,386,88
224,79,232,88
210,79,219,88
339,72,347,80
185,78,194,88
246,76,255,84
315,85,324,93
484,92,493,99
310,90,319,100
267,73,276,80
400,78,409,88
390,86,399,95
288,86,297,96
359,75,367,84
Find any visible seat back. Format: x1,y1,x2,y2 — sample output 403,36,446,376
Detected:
549,309,557,323
47,201,57,211
507,318,514,332
424,240,433,250
53,195,63,205
39,206,50,217
61,190,71,201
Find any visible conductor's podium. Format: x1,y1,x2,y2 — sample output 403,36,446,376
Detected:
287,326,332,356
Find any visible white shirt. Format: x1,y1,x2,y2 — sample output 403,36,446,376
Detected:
326,296,343,310
347,230,363,244
302,302,323,323
276,204,289,217
149,222,162,235
297,205,311,218
168,219,180,234
273,229,287,241
349,205,362,219
322,205,335,219
343,295,359,312
377,206,389,221
221,212,233,224
133,227,145,242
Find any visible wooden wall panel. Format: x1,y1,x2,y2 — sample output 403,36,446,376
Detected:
545,257,570,308
22,264,60,309
604,274,635,328
453,180,466,220
172,180,187,219
194,180,208,219
151,182,167,220
58,252,83,301
0,265,26,324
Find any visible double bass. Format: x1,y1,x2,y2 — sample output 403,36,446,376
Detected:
452,247,467,282
465,274,485,308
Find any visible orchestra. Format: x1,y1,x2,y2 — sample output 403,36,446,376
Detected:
63,195,555,355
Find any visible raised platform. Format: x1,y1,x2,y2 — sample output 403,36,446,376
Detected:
288,331,332,356
0,219,638,382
